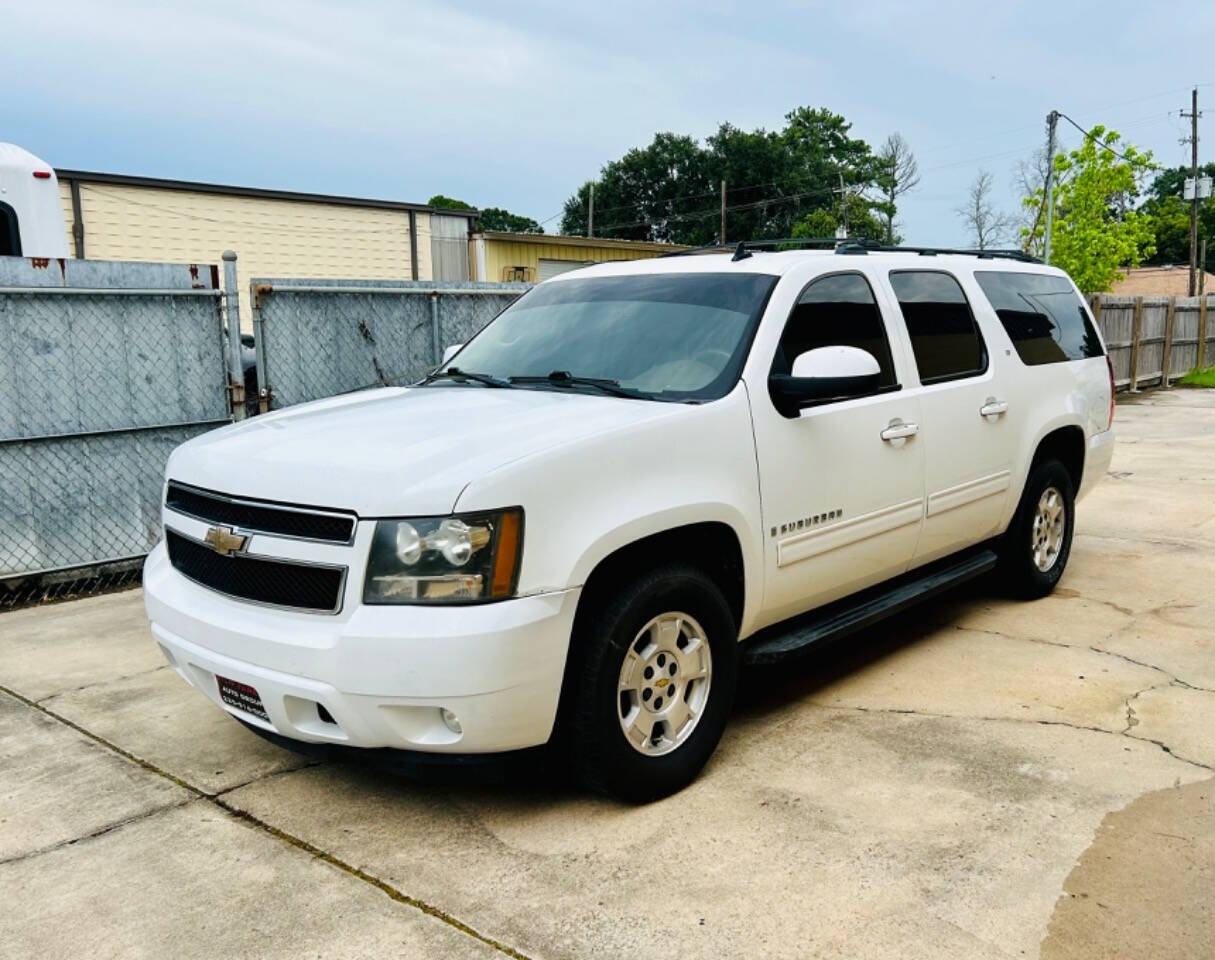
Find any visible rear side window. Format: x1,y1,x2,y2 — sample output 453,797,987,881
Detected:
974,271,1104,364
773,272,897,388
889,271,987,384
0,202,20,257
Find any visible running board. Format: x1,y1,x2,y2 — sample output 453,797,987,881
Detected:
742,548,998,666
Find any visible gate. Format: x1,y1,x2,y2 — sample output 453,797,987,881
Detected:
249,279,529,410
0,257,231,593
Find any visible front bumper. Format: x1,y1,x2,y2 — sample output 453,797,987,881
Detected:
143,543,579,753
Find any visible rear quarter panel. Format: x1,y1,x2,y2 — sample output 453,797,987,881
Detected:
957,266,1112,529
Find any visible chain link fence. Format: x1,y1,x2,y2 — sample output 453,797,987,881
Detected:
250,279,530,410
1,256,231,611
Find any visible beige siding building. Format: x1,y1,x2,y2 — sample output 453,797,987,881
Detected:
52,170,691,327
471,231,687,283
54,170,476,328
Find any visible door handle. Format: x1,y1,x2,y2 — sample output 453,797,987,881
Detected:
880,421,919,442
980,398,1009,418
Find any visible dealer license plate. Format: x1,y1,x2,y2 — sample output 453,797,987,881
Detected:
216,675,270,722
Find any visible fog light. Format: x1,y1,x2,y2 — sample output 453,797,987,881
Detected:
440,708,462,735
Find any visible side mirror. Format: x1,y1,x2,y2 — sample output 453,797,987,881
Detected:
441,343,463,367
769,346,881,417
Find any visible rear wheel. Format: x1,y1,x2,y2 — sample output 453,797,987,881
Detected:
999,459,1075,599
566,565,738,802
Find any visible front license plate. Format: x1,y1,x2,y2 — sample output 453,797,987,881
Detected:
216,675,270,722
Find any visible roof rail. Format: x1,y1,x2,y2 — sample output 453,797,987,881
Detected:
658,238,1042,264
866,245,1042,263
659,236,873,261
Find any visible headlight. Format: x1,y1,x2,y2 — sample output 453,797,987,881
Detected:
363,508,523,605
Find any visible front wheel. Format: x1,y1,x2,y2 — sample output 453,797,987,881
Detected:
998,459,1076,599
565,565,738,803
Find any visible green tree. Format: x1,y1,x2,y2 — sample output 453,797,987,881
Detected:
791,193,885,243
1138,163,1215,265
1022,127,1157,292
559,107,888,244
477,207,543,234
427,194,474,211
427,195,543,234
561,132,715,243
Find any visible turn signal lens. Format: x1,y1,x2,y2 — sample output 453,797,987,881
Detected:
491,510,521,597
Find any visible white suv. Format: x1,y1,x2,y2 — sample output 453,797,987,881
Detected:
144,243,1116,801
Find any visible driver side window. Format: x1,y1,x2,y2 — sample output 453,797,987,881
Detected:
772,272,897,388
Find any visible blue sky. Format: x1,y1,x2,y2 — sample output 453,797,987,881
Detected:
8,0,1213,246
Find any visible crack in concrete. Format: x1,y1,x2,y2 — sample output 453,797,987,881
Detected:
0,798,197,867
0,684,536,960
812,702,1214,773
34,663,172,705
957,621,1215,696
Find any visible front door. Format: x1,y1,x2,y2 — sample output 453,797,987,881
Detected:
749,270,926,628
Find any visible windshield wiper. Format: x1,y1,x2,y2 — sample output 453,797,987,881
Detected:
422,367,513,389
508,370,648,400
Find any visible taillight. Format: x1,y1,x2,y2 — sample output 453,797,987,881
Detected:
1106,355,1116,430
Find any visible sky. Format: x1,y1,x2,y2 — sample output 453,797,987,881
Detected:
7,0,1214,247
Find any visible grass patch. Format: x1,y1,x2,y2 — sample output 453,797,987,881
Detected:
1178,366,1215,387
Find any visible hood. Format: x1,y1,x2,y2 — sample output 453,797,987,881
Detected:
167,385,681,516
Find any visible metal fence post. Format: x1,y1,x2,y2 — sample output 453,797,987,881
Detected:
430,292,441,365
252,282,272,414
222,251,245,420
1129,296,1144,391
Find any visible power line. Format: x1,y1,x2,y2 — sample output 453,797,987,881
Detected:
1055,113,1144,163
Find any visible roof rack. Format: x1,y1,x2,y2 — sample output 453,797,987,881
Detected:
659,236,868,262
866,245,1041,263
658,237,1041,264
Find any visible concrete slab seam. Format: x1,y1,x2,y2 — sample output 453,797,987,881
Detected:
0,684,536,960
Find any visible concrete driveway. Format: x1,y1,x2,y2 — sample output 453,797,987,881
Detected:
3,389,1213,960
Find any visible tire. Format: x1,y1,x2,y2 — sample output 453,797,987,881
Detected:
998,459,1076,599
565,564,739,803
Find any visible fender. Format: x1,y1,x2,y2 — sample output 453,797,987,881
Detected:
566,502,764,638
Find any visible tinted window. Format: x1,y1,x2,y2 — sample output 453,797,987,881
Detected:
0,202,19,257
889,271,986,383
772,273,897,388
974,271,1104,364
443,272,777,402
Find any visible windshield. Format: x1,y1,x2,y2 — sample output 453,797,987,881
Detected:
435,272,777,402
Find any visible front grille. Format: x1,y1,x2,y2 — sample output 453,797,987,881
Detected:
165,481,356,544
166,529,346,613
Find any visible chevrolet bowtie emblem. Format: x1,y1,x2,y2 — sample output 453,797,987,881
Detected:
203,525,247,557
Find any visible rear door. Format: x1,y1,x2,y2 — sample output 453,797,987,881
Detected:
882,269,1013,566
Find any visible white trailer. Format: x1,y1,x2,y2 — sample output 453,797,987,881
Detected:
0,143,69,258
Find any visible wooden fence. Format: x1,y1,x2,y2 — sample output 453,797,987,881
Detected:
1091,294,1212,391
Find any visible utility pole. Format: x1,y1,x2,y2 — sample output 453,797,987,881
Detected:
1043,110,1059,265
834,172,851,237
587,183,594,238
1182,88,1201,296
720,180,727,244
1202,236,1209,298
